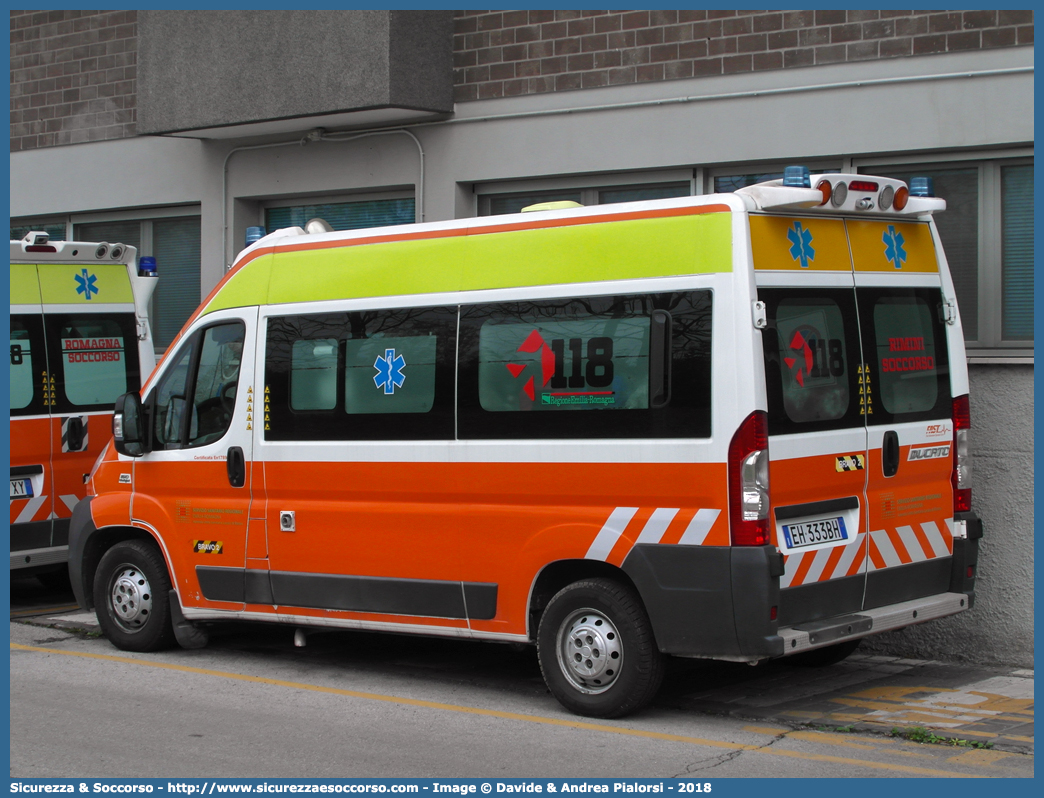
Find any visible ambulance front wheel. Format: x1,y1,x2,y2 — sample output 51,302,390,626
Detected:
537,578,664,718
94,539,177,652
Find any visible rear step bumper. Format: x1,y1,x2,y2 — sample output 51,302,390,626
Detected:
779,591,971,656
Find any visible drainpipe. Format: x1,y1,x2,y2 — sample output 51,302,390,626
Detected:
221,128,425,271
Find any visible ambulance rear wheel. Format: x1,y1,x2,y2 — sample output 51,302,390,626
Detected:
94,539,176,652
537,578,663,718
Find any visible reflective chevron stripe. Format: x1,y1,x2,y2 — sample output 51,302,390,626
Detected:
586,505,723,562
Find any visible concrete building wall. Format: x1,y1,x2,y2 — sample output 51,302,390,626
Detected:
863,364,1034,667
136,10,454,135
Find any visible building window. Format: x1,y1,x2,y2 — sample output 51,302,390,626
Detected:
74,215,201,352
864,159,1032,354
710,163,842,194
10,221,67,242
264,198,415,233
480,182,690,216
1001,164,1032,342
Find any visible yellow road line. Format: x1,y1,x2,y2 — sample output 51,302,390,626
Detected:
10,604,81,618
11,643,988,778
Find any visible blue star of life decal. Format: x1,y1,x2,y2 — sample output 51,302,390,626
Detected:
883,225,907,269
787,221,815,269
74,268,99,300
373,348,406,395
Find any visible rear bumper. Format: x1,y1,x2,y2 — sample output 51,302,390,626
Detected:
622,543,786,661
779,591,970,656
622,511,981,662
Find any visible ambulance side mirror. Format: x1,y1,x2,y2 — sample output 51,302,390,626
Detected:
113,392,147,458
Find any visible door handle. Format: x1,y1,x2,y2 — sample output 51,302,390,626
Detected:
882,431,900,478
65,416,85,452
227,446,245,488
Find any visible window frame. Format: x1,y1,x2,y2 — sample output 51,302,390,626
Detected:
258,189,417,231
705,160,843,195
855,150,1033,359
475,169,696,216
144,320,245,451
263,305,458,442
9,314,48,417
457,291,714,441
46,311,142,413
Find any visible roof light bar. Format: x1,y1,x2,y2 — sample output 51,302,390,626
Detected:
909,177,935,197
782,165,811,188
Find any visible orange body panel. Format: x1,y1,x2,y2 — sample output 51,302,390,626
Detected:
770,441,869,588
129,459,250,609
97,454,728,637
10,417,52,527
864,441,953,571
262,459,727,636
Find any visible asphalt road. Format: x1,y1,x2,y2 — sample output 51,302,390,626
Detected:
9,615,1033,780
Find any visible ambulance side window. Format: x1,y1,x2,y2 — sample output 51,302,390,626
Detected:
264,306,456,441
188,323,246,447
45,313,141,412
10,316,45,415
148,321,245,449
759,289,863,435
150,341,194,450
858,288,951,423
457,291,712,440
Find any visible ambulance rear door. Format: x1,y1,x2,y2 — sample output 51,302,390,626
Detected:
10,262,55,570
40,261,143,562
752,215,870,627
849,220,955,610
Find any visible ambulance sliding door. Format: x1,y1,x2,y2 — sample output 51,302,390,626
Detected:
258,305,465,625
849,221,955,610
752,216,869,626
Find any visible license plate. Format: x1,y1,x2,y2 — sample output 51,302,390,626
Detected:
782,516,848,550
10,478,33,499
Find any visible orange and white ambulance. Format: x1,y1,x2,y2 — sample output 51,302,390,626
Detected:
69,169,981,718
10,232,157,583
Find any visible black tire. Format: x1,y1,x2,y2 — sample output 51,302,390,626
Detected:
93,539,176,652
537,578,664,718
790,638,861,667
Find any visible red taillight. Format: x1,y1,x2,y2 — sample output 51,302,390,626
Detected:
848,180,879,192
25,245,57,252
728,411,770,546
952,395,971,513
